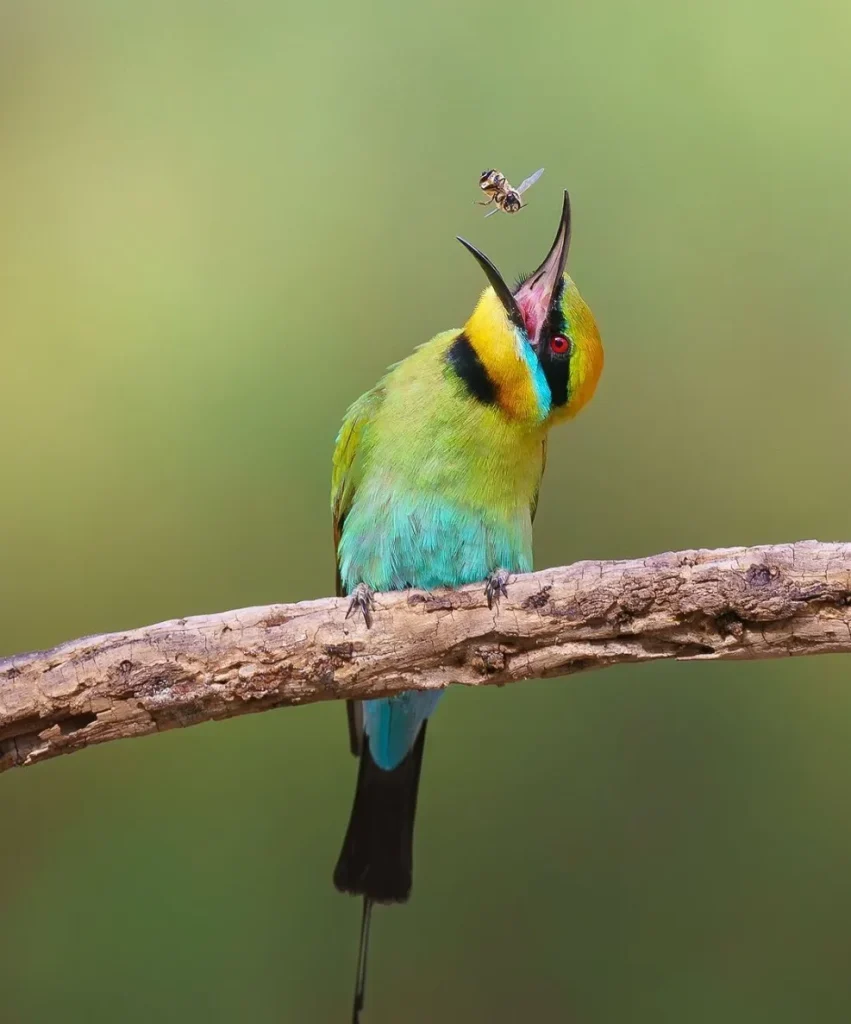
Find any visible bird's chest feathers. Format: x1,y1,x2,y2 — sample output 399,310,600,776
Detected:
339,400,543,593
339,490,534,592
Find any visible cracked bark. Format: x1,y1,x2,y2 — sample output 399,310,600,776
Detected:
1,540,850,774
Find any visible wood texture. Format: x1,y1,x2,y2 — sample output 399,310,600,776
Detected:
1,540,850,774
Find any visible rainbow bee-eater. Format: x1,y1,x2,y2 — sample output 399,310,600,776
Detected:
331,192,603,1021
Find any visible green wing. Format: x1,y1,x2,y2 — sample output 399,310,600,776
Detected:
331,385,385,755
530,436,548,524
332,385,385,596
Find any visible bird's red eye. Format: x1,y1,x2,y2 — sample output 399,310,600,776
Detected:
550,335,571,355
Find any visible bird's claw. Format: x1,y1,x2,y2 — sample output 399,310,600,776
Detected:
346,583,376,628
485,568,510,610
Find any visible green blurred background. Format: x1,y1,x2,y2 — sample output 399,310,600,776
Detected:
1,1,850,1021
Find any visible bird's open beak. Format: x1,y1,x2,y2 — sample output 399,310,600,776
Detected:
513,191,572,350
456,237,526,333
457,191,572,348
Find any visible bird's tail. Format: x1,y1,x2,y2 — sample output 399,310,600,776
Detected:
334,724,429,1022
351,897,373,1024
333,722,428,903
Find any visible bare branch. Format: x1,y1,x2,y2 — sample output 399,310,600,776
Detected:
1,540,849,774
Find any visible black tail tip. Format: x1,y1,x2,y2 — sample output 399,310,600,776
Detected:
333,861,412,904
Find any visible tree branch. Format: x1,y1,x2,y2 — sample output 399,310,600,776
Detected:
1,540,849,774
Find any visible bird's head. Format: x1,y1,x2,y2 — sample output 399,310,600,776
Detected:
457,192,603,427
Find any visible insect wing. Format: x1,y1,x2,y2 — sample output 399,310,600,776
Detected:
515,167,545,195
483,207,499,218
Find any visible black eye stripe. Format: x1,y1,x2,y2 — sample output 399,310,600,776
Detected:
537,283,571,407
539,349,570,406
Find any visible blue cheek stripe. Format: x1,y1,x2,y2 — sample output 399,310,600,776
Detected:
515,328,551,421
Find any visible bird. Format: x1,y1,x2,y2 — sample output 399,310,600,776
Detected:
331,191,604,1022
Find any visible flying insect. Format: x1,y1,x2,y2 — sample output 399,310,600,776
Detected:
477,166,544,217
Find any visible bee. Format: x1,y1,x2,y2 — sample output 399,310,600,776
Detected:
477,167,545,218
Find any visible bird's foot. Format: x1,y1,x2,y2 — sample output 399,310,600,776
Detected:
484,568,510,610
346,583,376,628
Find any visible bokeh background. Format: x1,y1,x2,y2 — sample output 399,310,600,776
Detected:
1,1,850,1021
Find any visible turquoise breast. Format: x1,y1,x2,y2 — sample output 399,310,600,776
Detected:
339,487,533,594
